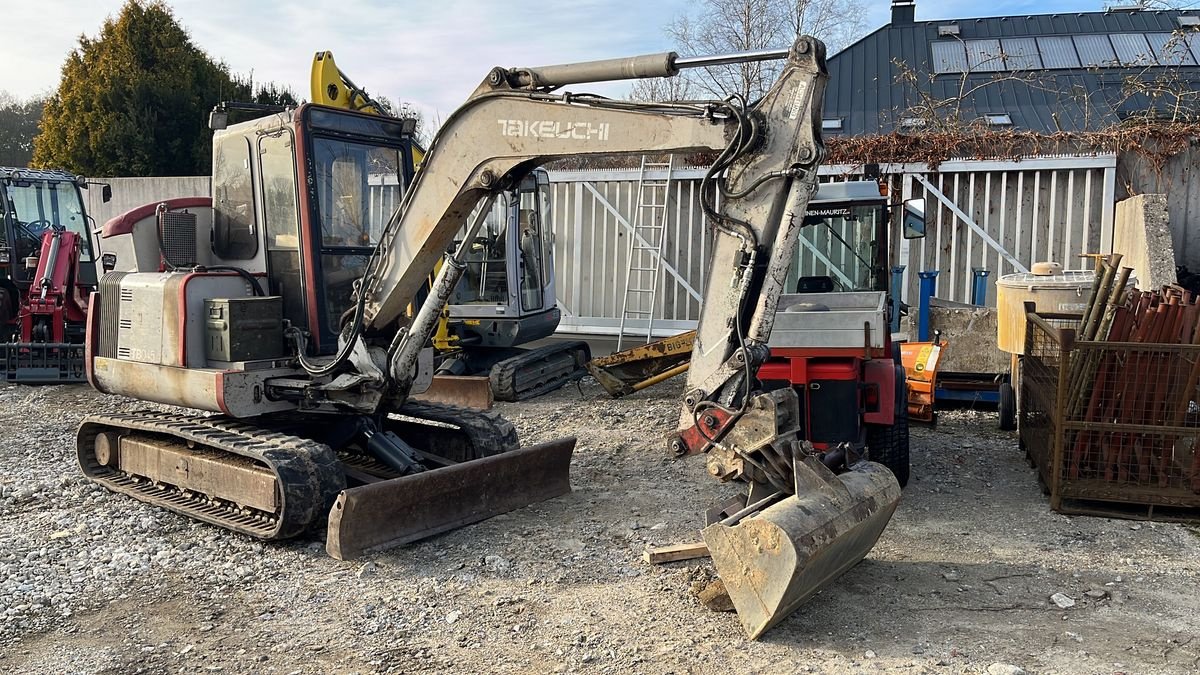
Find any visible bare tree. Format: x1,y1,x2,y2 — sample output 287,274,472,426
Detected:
628,73,697,102
632,0,867,102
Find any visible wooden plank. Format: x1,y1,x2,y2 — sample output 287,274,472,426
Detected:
643,542,710,564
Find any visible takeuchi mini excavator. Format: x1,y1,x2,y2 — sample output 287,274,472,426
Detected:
77,37,900,638
312,50,591,403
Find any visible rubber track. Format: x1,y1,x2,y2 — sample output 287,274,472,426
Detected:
392,399,520,459
77,411,344,540
489,341,591,402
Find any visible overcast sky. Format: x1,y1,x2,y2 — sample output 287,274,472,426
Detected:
2,0,1106,121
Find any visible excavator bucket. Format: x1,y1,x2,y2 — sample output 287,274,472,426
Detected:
703,457,901,639
326,437,576,559
586,330,695,397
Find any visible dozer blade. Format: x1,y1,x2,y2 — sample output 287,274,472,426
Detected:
327,437,576,560
411,375,494,410
703,458,901,639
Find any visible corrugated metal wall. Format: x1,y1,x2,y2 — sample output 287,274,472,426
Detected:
546,154,1118,336
897,155,1116,306
545,170,711,336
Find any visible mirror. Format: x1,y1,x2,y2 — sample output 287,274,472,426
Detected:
902,197,926,239
102,184,112,203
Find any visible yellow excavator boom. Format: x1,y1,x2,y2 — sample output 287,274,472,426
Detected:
311,50,384,115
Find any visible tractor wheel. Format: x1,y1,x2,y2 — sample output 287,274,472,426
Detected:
867,412,910,489
998,381,1017,431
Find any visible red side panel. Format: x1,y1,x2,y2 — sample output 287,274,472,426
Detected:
863,358,896,426
84,291,101,389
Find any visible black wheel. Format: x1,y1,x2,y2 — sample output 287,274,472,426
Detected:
868,413,910,489
866,367,910,488
998,381,1017,431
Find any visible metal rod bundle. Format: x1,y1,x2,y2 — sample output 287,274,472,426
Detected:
1059,258,1200,492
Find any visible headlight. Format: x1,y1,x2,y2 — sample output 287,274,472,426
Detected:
0,249,10,264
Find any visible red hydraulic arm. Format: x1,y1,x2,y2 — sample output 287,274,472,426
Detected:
21,227,88,343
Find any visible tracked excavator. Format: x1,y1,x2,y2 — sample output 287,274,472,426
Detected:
313,50,590,403
77,36,900,638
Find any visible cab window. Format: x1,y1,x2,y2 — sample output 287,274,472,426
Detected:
212,134,259,260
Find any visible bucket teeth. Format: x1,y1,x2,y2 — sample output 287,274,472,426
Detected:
703,460,901,639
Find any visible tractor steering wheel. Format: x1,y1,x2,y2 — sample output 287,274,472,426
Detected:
18,219,53,240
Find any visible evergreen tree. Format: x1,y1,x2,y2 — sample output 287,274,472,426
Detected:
34,1,296,176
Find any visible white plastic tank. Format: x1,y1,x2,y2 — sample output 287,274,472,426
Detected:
995,262,1094,355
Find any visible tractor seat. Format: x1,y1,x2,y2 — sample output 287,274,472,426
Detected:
795,275,835,293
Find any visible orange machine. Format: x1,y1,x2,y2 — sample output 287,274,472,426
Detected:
900,339,943,423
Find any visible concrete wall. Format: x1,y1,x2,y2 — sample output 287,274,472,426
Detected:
85,176,210,228
1118,149,1200,270
1112,193,1176,290
904,302,1009,375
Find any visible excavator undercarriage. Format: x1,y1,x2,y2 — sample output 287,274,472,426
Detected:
78,401,572,558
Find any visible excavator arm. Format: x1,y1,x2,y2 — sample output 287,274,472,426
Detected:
350,39,826,432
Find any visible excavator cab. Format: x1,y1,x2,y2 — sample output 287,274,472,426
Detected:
449,172,553,314
0,170,97,306
436,170,591,401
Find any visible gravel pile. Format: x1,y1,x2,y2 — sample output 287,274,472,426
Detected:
1,379,1198,673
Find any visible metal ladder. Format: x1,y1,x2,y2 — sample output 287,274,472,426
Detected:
616,155,675,350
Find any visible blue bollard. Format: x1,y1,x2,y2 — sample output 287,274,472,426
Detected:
971,268,991,306
918,271,939,342
890,265,906,333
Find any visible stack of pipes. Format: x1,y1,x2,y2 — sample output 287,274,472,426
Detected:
1065,254,1200,491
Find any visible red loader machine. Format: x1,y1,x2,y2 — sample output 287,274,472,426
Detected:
756,181,926,489
0,168,108,383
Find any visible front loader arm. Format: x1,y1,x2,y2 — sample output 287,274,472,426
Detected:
355,38,828,431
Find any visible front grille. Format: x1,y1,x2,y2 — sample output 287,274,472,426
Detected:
97,272,129,359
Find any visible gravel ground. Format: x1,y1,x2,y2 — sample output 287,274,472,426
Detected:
1,379,1198,674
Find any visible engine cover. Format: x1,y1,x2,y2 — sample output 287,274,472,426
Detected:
100,271,256,368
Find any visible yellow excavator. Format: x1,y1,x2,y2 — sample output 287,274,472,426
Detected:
312,51,590,405
79,37,902,639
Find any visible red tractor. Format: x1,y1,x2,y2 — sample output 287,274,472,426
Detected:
757,180,925,487
0,168,108,383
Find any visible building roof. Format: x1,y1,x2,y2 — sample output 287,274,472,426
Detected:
824,3,1200,135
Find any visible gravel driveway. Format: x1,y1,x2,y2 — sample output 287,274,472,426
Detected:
1,380,1197,674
